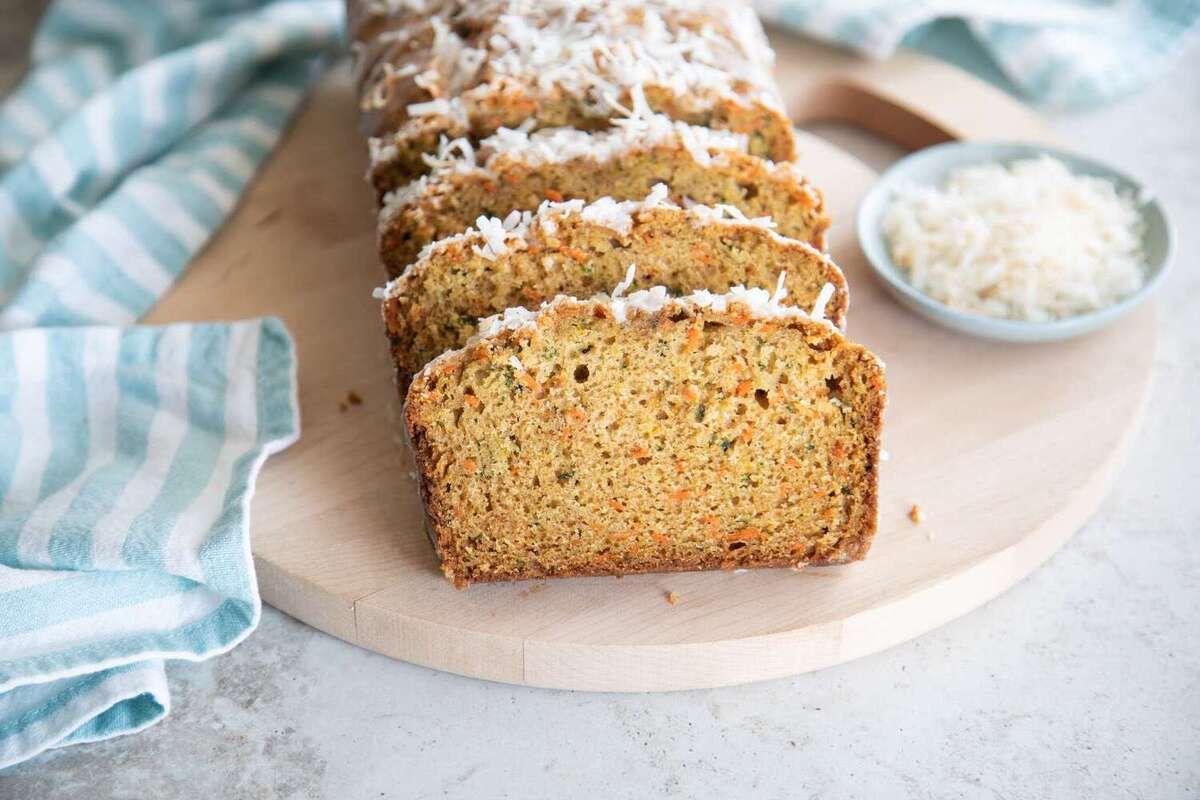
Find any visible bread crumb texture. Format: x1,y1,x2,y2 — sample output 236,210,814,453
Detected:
377,124,826,275
405,298,886,587
351,0,795,189
382,199,847,390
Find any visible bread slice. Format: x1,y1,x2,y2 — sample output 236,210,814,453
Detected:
380,186,849,391
351,0,794,190
405,285,886,588
377,115,827,277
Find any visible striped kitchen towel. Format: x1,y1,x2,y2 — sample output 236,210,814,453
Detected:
0,0,343,328
0,319,299,769
754,0,1200,109
0,0,341,770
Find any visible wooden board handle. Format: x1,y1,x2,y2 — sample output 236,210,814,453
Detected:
774,40,1057,149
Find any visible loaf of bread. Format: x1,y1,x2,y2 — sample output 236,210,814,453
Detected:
350,0,890,588
380,185,848,390
377,114,827,276
405,283,886,587
349,0,795,189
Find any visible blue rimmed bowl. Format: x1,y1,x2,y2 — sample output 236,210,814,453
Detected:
856,141,1173,343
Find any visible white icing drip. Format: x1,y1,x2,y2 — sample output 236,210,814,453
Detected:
413,278,839,383
378,115,748,221
378,183,832,297
683,198,776,231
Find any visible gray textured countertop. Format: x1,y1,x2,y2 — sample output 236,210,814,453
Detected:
1,13,1197,799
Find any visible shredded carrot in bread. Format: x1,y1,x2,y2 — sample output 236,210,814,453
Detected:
607,499,625,512
726,527,762,541
684,324,702,352
517,371,540,392
463,393,481,410
544,188,564,202
681,384,698,401
629,446,649,459
558,246,588,262
785,456,801,469
669,489,691,503
462,458,477,473
566,406,587,422
735,380,753,397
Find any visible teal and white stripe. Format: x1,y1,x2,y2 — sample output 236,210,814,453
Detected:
0,0,330,769
0,318,299,768
755,0,1200,109
0,0,343,329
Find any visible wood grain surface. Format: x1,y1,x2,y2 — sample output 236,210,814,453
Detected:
145,36,1153,691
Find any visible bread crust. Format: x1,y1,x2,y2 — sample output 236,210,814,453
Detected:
378,142,829,278
349,0,796,190
405,298,885,588
381,203,848,393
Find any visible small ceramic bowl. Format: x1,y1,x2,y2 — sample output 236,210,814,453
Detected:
856,141,1174,343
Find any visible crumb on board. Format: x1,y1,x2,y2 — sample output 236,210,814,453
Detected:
909,504,924,524
666,591,679,606
339,390,365,413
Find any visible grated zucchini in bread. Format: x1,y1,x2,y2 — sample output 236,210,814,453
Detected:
349,0,795,190
380,186,848,391
377,116,827,277
405,285,886,588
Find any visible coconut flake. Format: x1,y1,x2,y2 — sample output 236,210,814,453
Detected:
406,98,452,117
472,215,510,260
810,283,835,322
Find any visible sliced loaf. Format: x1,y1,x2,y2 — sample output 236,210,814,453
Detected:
381,186,848,390
405,285,886,588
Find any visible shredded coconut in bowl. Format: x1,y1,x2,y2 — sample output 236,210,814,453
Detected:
882,156,1147,322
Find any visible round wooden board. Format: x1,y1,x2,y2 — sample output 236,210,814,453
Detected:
146,37,1154,691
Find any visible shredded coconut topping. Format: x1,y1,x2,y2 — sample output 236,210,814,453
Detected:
471,270,834,345
413,271,840,383
359,0,782,129
378,116,748,222
377,183,823,296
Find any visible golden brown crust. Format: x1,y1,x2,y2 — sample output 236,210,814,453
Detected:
381,204,848,393
367,90,798,198
349,0,796,189
378,144,828,278
405,298,886,588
